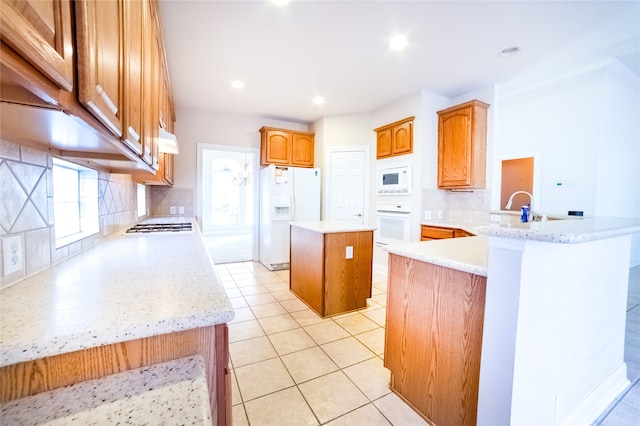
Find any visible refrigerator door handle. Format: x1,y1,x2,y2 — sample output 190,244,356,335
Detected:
290,194,295,221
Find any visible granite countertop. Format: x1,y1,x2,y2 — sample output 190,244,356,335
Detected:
384,236,488,277
290,220,376,234
477,216,640,243
393,215,640,275
0,218,234,367
422,216,640,244
1,355,212,425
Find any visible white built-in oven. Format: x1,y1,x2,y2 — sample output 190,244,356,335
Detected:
375,203,412,246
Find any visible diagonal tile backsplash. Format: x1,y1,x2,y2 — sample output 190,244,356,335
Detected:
1,140,140,289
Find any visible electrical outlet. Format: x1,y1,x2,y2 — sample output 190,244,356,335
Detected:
3,235,23,276
490,214,501,222
178,206,184,215
170,206,176,214
438,210,444,220
345,246,353,259
424,210,432,221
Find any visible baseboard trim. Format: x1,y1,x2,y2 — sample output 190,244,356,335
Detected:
560,363,630,426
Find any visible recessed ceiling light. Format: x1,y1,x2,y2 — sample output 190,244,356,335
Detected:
231,80,245,89
498,46,520,57
389,35,408,51
312,96,326,106
270,0,290,5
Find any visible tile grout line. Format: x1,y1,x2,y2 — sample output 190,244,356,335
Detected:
222,262,396,425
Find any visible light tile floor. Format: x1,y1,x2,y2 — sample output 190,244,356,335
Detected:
217,262,640,426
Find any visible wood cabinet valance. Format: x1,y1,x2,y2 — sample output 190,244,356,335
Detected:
374,116,415,159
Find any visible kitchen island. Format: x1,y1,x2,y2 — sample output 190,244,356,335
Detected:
384,216,640,426
290,221,375,317
0,218,234,424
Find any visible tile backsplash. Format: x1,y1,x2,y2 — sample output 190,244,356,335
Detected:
150,186,194,217
1,140,140,288
422,188,492,223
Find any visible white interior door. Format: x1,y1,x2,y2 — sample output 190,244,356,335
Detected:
328,149,367,224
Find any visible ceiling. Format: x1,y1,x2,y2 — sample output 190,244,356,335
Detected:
158,0,640,124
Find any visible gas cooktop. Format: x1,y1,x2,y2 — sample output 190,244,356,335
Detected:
125,222,193,234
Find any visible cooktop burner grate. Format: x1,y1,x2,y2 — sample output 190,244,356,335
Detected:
126,222,193,233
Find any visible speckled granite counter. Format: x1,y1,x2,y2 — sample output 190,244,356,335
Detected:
385,236,488,277
0,218,234,367
391,216,640,276
477,216,640,243
422,215,640,244
290,220,376,233
1,355,212,425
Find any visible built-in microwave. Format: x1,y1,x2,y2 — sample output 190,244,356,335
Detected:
377,164,412,195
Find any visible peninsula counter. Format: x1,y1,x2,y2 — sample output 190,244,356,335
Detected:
383,216,640,426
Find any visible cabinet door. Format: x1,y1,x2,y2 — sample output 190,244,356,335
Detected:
376,127,392,159
438,107,473,187
76,0,124,138
121,0,144,155
392,121,413,155
421,225,455,240
262,129,291,165
141,2,160,168
0,0,73,92
291,133,314,167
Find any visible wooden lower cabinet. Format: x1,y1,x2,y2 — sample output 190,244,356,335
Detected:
421,224,475,241
290,225,373,317
0,324,231,425
384,254,487,426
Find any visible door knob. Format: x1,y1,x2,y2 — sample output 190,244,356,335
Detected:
354,213,363,217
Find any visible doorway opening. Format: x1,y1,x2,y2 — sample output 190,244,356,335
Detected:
501,157,534,211
198,144,258,264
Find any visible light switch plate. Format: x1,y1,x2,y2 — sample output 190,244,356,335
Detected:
3,235,23,276
345,246,353,259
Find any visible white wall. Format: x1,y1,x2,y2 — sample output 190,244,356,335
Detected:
494,60,640,265
311,113,371,221
173,107,309,189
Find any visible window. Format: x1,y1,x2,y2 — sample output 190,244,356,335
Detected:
52,158,99,248
137,183,146,217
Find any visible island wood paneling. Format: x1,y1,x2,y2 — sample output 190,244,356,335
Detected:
384,253,487,426
0,324,230,426
290,226,325,315
324,231,373,315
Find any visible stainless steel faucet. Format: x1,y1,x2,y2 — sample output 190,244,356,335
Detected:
505,190,535,220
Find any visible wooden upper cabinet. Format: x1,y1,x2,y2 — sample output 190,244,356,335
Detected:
376,127,392,158
141,0,159,168
0,0,74,92
75,0,124,138
122,0,144,155
291,132,314,167
260,127,315,167
437,100,489,189
261,128,291,165
374,116,414,159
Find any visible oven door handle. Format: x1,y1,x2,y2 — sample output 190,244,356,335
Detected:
375,210,412,217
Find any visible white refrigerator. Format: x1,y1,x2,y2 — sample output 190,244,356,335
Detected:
259,165,321,270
